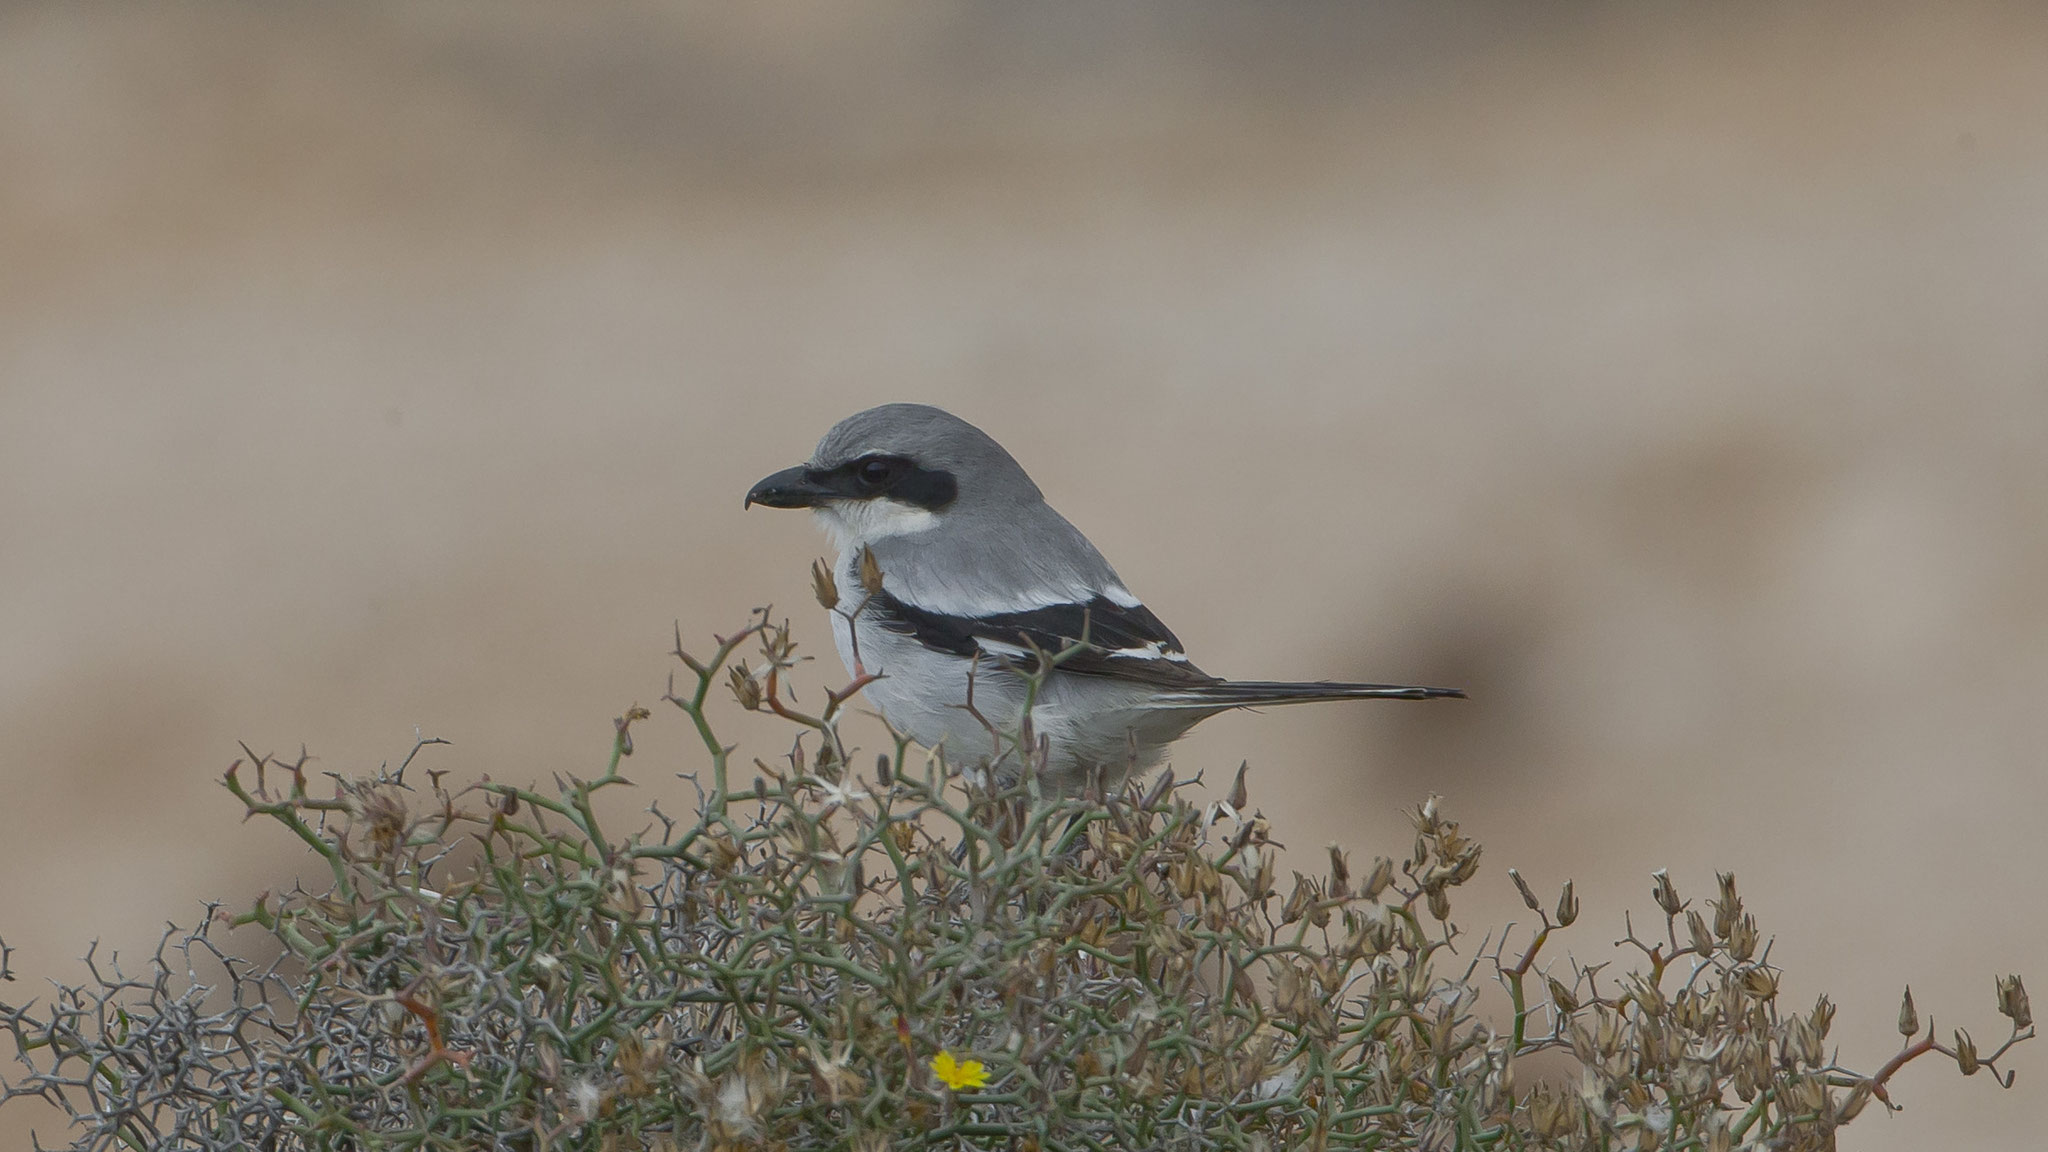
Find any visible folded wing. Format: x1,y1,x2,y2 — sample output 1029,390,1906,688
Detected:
870,591,1220,689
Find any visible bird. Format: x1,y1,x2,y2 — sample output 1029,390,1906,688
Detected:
745,403,1462,794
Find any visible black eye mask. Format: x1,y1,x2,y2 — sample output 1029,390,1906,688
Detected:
821,455,958,511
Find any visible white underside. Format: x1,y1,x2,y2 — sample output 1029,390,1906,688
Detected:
813,496,1182,789
825,555,1197,793
831,607,1196,793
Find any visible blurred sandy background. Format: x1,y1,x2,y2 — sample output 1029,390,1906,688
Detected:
3,0,2044,1145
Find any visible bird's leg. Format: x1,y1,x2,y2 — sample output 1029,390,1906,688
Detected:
1118,730,1144,795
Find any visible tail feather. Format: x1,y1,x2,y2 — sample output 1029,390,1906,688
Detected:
1158,679,1466,709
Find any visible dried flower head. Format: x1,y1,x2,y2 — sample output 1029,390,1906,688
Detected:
811,558,840,610
1997,975,2031,1030
728,662,763,711
857,546,885,595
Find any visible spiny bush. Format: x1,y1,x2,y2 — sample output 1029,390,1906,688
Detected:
0,613,2030,1150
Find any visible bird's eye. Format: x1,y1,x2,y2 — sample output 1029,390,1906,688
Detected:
857,458,896,487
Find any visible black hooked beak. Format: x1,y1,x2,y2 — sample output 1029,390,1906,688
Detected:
745,465,834,509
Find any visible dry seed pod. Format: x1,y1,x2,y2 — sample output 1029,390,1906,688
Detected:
1726,913,1759,961
728,664,763,711
1651,869,1682,916
1997,974,2032,1030
1508,868,1540,911
1589,1000,1622,1057
1713,891,1743,943
1788,1074,1827,1115
1687,910,1713,956
1789,1017,1823,1068
1810,994,1836,1037
1282,873,1315,925
1568,1018,1599,1065
1328,845,1351,898
1547,976,1579,1015
1443,844,1483,885
1527,1085,1568,1138
1364,856,1395,901
1672,989,1705,1031
810,558,839,610
1738,966,1779,1001
1629,974,1667,1019
1235,851,1277,903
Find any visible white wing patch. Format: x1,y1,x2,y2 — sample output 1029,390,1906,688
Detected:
975,636,1184,663
1107,641,1190,662
1101,584,1142,609
976,638,1034,660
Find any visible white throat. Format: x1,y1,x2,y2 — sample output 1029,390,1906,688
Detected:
813,498,940,557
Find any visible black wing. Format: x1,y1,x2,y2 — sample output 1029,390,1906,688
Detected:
870,592,1218,688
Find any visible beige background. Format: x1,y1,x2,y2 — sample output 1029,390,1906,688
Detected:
3,2,2044,1146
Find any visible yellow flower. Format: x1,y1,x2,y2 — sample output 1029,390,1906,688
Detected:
929,1049,989,1091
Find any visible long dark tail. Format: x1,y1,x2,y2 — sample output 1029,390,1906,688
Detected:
1156,679,1466,709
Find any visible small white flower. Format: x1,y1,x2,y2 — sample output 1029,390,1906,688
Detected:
816,776,870,814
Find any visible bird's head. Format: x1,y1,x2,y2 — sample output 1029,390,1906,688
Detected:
745,403,1042,554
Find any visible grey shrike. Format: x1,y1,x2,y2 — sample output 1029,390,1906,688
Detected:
745,403,1461,793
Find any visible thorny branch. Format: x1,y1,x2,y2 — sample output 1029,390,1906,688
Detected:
0,614,2028,1152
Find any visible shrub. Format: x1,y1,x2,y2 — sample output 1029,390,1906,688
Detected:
1,613,2030,1150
